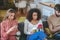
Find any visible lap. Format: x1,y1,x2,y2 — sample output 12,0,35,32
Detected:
54,32,60,39
27,31,47,40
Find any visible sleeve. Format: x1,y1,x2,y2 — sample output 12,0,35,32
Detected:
24,19,30,34
14,20,18,30
6,20,18,34
1,21,8,38
39,20,43,24
14,20,18,25
39,20,44,31
12,20,18,32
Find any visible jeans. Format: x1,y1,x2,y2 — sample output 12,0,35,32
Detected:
26,31,47,40
54,33,60,40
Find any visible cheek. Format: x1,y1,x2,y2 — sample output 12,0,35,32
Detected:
33,16,37,19
8,16,10,19
35,16,37,18
9,16,14,19
11,16,14,19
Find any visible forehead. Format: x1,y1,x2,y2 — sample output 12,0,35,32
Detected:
9,12,15,15
33,12,37,14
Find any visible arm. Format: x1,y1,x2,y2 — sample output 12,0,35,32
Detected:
6,20,18,34
56,25,60,27
6,25,17,34
24,20,30,34
39,20,44,31
1,22,7,37
47,18,60,33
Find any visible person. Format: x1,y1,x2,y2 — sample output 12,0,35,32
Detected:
1,9,18,40
47,4,60,39
24,8,47,40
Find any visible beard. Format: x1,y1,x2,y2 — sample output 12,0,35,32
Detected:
55,12,60,17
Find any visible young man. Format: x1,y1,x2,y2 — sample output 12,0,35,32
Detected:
48,4,60,39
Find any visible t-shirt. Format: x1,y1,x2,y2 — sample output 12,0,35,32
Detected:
48,14,60,28
24,19,44,35
48,14,60,33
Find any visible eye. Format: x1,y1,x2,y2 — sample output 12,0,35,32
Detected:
58,11,60,13
11,15,14,17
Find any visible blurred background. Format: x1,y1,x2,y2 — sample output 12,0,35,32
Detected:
0,0,60,22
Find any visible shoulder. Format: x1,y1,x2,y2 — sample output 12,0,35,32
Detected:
24,19,31,25
48,14,55,21
39,20,42,22
1,20,8,24
25,19,28,21
38,20,43,24
14,19,18,22
24,19,29,23
13,19,18,24
1,20,7,26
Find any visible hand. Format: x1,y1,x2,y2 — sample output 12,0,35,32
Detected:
6,25,17,34
30,30,37,34
56,25,60,27
30,31,34,34
13,25,18,29
56,25,60,28
55,25,60,31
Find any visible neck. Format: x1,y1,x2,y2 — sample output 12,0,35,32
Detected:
31,19,38,23
32,19,37,22
31,20,38,25
8,19,13,22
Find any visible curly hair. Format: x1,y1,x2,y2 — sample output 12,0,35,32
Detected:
26,8,42,22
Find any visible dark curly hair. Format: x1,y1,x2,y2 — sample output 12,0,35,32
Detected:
26,8,42,22
54,4,60,12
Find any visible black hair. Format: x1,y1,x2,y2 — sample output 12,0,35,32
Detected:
27,8,42,22
54,4,60,11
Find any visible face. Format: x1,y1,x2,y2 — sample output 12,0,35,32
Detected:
8,12,15,20
32,12,38,20
55,10,60,17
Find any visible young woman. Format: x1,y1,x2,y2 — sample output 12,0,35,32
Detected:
24,8,47,40
1,9,18,40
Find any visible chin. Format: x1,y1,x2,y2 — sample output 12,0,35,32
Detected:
56,15,60,17
55,14,60,17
